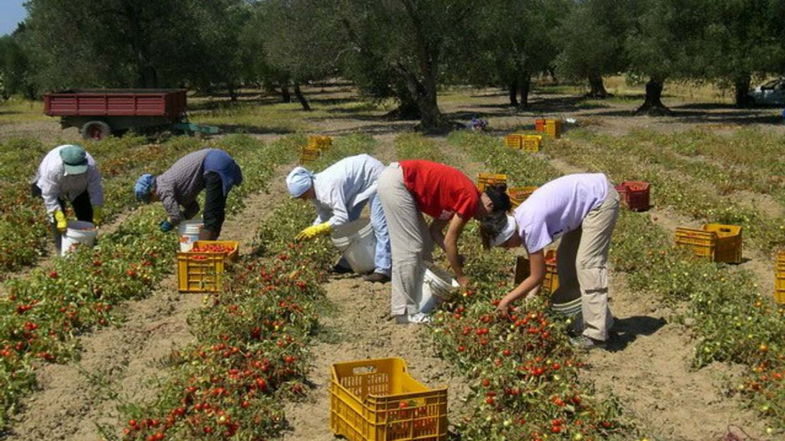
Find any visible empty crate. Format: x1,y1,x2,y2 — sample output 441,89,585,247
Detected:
675,224,742,264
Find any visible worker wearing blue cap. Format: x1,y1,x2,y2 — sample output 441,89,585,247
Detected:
134,148,242,240
31,144,104,251
286,154,391,283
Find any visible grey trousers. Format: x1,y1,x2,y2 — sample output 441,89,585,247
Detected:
557,183,619,341
377,163,434,316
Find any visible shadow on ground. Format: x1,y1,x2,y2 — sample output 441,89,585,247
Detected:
606,315,667,352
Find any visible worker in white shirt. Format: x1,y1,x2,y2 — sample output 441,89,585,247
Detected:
31,144,104,251
286,154,391,283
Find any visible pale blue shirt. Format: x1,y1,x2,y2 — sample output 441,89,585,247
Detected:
312,154,385,226
513,173,609,253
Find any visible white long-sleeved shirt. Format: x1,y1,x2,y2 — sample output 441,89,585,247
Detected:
34,145,103,213
312,154,385,226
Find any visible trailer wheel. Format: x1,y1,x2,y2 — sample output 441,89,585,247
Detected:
81,121,111,141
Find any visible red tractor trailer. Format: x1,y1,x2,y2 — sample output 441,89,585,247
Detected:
43,89,217,140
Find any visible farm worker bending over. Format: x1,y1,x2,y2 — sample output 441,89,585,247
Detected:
31,144,104,251
286,154,392,283
480,173,619,350
134,148,243,240
376,160,506,324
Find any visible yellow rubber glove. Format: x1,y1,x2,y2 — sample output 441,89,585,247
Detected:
54,210,67,232
296,222,332,241
92,206,103,226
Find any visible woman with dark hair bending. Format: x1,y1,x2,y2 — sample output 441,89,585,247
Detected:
480,173,619,350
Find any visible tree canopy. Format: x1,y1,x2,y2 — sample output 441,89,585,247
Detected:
1,0,784,126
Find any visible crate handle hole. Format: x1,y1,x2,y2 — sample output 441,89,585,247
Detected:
352,365,377,375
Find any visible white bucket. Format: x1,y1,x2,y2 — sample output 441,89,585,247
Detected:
419,265,459,314
330,218,376,274
178,220,203,252
60,220,97,256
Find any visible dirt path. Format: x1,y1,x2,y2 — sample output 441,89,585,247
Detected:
544,154,773,441
281,135,472,441
7,161,294,441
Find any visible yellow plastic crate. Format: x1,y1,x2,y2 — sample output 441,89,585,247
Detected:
776,252,785,304
545,119,561,138
504,133,524,149
330,358,448,441
507,186,538,207
674,224,742,264
308,135,333,151
177,253,227,293
177,241,239,292
300,147,321,164
522,134,542,152
476,173,507,192
514,250,559,295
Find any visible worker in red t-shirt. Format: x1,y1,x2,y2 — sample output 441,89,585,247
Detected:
377,160,510,324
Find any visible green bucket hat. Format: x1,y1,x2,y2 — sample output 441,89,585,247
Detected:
59,145,88,175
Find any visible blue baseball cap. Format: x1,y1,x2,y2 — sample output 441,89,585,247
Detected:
286,166,314,198
134,174,155,202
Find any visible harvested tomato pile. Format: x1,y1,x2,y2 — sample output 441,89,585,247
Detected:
191,244,236,253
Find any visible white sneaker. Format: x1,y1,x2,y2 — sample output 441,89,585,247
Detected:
406,312,432,324
393,313,432,324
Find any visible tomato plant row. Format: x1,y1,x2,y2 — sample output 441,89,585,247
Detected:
112,136,376,440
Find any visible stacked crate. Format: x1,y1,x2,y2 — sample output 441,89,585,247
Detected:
674,224,742,264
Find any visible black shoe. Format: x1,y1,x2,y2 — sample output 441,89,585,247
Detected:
363,273,390,283
331,264,353,274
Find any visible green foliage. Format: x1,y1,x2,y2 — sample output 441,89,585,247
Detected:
554,0,632,83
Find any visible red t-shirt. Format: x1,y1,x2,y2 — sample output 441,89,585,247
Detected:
399,160,479,220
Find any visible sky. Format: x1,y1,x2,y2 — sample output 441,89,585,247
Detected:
1,0,28,36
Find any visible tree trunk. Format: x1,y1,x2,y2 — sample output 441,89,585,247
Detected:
228,83,238,102
508,82,519,107
386,90,421,119
293,83,311,111
281,85,291,103
586,74,611,98
733,74,753,107
517,72,531,109
635,78,671,115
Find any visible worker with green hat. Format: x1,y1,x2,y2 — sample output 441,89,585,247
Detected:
31,144,104,251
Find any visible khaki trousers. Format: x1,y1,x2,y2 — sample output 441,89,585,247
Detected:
557,184,619,341
377,163,434,316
